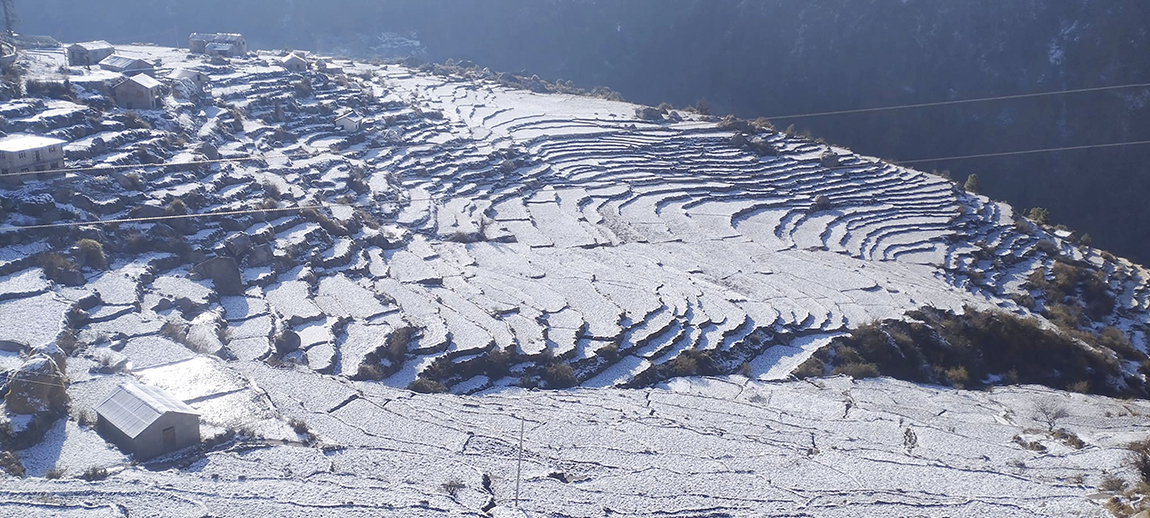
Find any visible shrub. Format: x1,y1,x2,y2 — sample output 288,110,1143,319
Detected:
0,451,24,477
288,417,309,435
1034,401,1069,432
39,252,82,285
75,238,108,270
543,362,577,388
442,479,465,498
1027,207,1050,226
1128,440,1150,484
812,195,832,211
408,378,448,394
820,151,841,168
81,466,108,481
833,362,880,379
123,111,151,130
1099,475,1128,492
792,357,825,378
45,467,66,479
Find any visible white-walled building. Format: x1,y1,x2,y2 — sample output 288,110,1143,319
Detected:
0,134,67,174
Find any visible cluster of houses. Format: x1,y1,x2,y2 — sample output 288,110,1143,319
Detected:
0,33,373,180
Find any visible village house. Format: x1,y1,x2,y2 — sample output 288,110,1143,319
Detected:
167,68,210,97
335,110,364,133
188,33,248,57
281,53,308,73
99,55,156,76
112,74,163,110
0,134,67,175
96,382,200,461
67,41,115,66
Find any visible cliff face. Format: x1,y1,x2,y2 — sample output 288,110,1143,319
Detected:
20,0,1150,262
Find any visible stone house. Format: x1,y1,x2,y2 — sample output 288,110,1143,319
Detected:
188,33,248,57
112,74,163,110
281,53,308,73
0,134,67,174
67,41,115,66
99,55,156,76
95,383,200,461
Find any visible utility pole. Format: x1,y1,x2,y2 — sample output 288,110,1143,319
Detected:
514,414,525,508
0,0,15,38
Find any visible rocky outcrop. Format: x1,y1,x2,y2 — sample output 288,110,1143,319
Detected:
4,355,68,415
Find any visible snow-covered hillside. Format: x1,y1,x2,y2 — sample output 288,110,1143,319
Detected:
2,43,1150,516
3,375,1148,517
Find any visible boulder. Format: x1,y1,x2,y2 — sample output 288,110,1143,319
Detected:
224,233,253,257
32,342,67,373
4,355,68,415
191,257,243,296
246,243,274,266
275,330,301,355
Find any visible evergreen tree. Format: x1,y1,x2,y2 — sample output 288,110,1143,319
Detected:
963,173,981,194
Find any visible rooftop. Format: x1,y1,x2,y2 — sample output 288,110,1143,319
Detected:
100,55,152,70
128,73,162,90
71,40,114,51
168,68,204,81
95,382,198,439
0,134,67,153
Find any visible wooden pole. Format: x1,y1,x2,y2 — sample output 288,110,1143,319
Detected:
514,414,525,507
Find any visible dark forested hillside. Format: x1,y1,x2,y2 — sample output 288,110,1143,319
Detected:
20,0,1150,263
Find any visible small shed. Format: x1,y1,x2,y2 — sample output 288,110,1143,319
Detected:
167,68,210,97
99,55,156,76
112,74,163,110
67,41,115,66
95,382,200,461
281,54,308,73
335,111,363,133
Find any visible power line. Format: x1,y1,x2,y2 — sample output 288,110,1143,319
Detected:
897,139,1150,165
767,82,1150,120
0,154,293,179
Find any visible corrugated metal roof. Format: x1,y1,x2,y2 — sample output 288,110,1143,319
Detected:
95,382,198,439
72,40,113,52
128,73,162,90
168,69,204,81
0,134,67,153
99,55,151,71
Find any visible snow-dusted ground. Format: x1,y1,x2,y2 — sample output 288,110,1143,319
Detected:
5,44,1148,392
2,376,1144,517
3,43,1150,516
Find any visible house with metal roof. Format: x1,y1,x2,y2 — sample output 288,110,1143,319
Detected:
67,41,115,66
0,134,66,175
112,74,164,110
95,382,200,461
335,110,364,133
189,33,248,57
99,55,156,76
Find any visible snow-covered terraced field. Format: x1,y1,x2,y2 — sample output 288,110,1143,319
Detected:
3,44,1150,515
2,45,1148,393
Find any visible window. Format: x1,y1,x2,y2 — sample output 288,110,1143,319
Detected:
17,151,24,159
